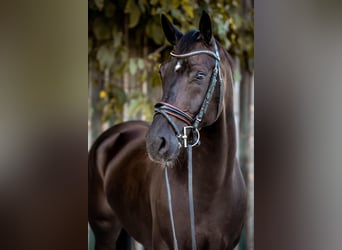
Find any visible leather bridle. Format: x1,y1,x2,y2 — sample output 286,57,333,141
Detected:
153,41,223,250
154,42,223,149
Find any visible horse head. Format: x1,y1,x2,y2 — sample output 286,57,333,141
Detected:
146,11,225,165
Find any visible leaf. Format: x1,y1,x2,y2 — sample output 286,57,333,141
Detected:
160,0,170,11
104,2,116,18
150,0,159,6
129,8,141,28
233,68,242,82
145,15,164,45
93,17,111,41
222,39,231,49
94,0,104,10
125,0,141,28
128,98,141,116
114,62,127,78
171,9,184,22
142,101,154,121
129,58,137,75
112,27,123,48
138,71,147,83
171,0,180,9
150,19,164,45
114,86,127,105
183,1,194,19
137,1,146,13
137,58,144,70
151,71,161,87
96,45,114,70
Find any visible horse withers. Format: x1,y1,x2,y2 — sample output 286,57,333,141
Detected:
89,11,246,250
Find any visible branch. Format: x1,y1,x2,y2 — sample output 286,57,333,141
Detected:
147,44,168,58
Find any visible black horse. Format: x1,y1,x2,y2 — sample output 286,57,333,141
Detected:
89,11,246,250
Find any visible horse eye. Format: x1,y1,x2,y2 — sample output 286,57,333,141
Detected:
194,72,206,81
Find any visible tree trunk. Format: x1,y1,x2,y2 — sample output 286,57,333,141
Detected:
241,0,254,248
246,73,254,250
239,69,254,250
89,59,103,145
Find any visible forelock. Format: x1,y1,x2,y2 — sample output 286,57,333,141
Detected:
176,30,200,53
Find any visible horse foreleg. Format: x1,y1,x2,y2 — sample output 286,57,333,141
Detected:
89,206,122,250
89,184,122,250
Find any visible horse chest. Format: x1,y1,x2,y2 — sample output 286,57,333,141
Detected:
152,178,238,248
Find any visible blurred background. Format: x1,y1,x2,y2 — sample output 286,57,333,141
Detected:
88,0,254,249
1,0,342,250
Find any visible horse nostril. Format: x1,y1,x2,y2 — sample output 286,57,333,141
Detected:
159,136,167,153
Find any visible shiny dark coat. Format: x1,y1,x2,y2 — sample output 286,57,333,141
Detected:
89,11,246,250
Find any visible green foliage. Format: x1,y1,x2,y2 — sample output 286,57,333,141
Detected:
96,44,114,70
89,0,254,124
125,0,142,28
94,0,104,11
145,16,164,45
98,84,127,123
92,16,111,41
128,93,154,121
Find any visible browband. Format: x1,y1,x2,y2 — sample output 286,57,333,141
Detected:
170,50,219,61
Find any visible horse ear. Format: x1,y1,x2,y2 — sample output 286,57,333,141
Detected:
161,14,183,46
199,10,213,45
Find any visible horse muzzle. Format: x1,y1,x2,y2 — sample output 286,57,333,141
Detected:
146,116,181,164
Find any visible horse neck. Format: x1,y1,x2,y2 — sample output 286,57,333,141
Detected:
197,108,235,183
194,57,236,190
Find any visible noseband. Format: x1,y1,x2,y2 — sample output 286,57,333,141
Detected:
153,42,223,250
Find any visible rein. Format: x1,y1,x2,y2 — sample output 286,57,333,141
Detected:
154,42,222,250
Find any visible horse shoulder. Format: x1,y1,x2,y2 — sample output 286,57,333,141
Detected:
90,121,158,247
89,121,149,180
